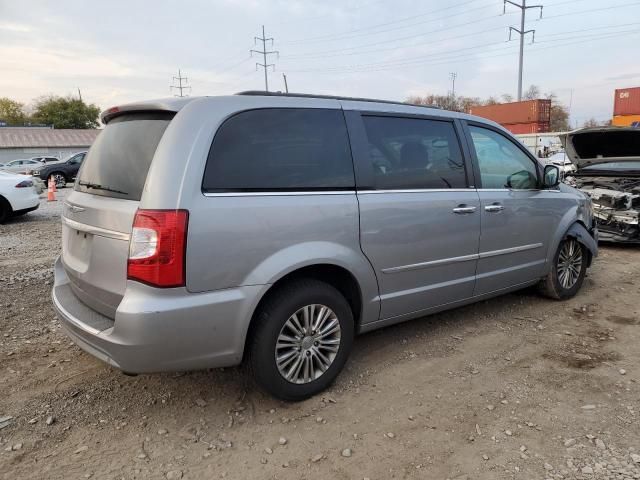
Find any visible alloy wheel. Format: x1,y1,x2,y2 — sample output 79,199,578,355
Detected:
275,304,341,384
51,174,65,188
557,239,583,289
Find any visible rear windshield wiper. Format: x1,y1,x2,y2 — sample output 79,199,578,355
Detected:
78,181,128,195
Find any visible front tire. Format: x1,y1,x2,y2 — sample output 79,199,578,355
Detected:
539,237,587,300
248,279,354,401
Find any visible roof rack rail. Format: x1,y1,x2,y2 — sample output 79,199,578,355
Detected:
235,90,441,109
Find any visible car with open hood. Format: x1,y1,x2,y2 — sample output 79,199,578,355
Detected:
564,127,640,243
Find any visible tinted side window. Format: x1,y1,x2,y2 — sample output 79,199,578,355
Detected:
361,116,467,189
203,109,354,192
469,126,538,189
69,153,85,165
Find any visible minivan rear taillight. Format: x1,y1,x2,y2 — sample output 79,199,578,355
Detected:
127,209,189,288
15,180,33,188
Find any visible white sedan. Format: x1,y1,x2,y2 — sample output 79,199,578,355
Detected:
544,152,577,174
0,171,40,223
0,158,44,175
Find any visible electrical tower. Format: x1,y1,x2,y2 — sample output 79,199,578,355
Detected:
170,69,191,97
504,0,543,101
449,72,457,97
251,26,279,92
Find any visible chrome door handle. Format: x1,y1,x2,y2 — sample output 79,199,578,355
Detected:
485,204,504,213
453,206,477,214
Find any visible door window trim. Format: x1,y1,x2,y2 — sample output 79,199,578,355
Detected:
344,110,475,191
461,120,543,190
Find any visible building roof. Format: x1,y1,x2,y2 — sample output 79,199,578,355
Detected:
0,127,100,148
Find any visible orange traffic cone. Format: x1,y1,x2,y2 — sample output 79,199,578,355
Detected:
51,178,57,193
47,178,56,202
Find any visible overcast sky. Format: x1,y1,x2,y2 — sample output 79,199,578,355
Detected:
1,0,639,126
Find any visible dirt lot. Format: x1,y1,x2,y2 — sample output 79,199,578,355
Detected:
1,189,639,480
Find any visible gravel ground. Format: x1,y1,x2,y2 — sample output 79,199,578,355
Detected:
1,189,639,480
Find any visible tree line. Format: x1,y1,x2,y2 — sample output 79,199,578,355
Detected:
407,84,610,131
0,95,100,129
1,87,610,131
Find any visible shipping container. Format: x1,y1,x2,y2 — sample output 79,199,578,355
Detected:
504,122,551,135
613,87,640,116
612,114,640,127
469,99,551,125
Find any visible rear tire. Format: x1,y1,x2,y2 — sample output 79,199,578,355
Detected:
248,279,354,401
0,196,11,224
539,237,587,300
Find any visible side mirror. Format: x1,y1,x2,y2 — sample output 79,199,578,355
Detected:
543,165,560,188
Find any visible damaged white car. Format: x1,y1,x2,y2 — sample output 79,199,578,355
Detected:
564,127,640,243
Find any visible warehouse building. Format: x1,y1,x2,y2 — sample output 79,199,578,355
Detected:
0,126,100,163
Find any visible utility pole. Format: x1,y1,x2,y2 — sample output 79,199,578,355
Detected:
282,73,289,93
448,72,458,110
250,25,279,92
170,69,191,97
504,0,543,101
77,88,83,102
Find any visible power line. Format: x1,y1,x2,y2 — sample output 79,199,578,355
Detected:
273,0,390,27
504,0,544,101
283,27,640,74
281,0,488,45
282,15,508,59
250,25,279,92
280,0,639,60
542,0,640,19
170,69,191,97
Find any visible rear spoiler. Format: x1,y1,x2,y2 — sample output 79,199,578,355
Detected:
100,97,193,124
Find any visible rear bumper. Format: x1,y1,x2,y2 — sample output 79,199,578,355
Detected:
11,189,39,212
52,257,265,373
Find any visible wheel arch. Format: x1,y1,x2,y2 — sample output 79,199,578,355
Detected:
565,221,598,267
546,214,597,272
243,263,365,361
0,193,13,214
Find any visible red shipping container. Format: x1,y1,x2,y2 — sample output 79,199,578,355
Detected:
614,87,640,116
469,100,551,125
504,122,551,134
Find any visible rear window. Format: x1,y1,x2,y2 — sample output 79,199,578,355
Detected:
202,108,354,192
75,112,174,200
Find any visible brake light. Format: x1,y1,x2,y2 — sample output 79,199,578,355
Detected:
127,209,189,288
15,180,33,188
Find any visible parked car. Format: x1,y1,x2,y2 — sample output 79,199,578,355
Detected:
0,171,39,223
545,151,577,175
563,127,640,243
52,93,598,401
31,151,86,188
31,156,60,163
0,158,43,175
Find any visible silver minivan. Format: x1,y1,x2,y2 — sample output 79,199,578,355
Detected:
53,92,598,400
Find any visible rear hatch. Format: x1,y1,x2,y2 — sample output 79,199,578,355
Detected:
61,111,175,318
562,127,640,169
